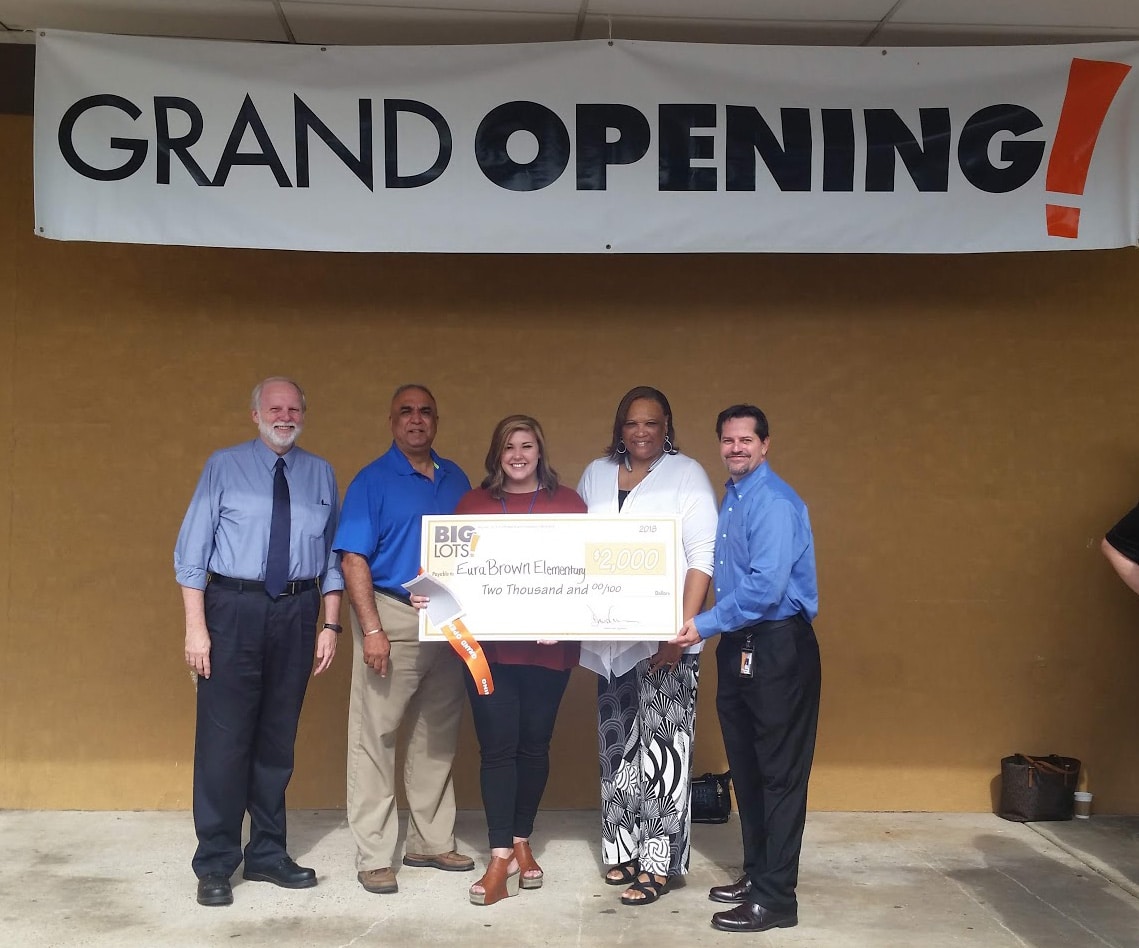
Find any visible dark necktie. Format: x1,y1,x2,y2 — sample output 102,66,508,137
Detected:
265,456,291,598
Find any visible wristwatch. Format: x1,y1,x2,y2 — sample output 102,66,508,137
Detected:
322,622,343,634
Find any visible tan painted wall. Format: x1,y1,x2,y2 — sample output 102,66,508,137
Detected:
2,115,1138,813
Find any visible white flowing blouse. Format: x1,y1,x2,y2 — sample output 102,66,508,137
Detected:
576,451,717,679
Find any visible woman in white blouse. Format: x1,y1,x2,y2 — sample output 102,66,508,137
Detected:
577,386,717,907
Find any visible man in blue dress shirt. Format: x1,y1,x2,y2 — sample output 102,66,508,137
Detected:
334,383,474,895
175,377,344,907
675,404,821,933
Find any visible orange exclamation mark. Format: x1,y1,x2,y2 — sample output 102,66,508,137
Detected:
1045,58,1131,239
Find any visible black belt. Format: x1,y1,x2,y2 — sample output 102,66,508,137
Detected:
374,586,412,606
209,574,318,596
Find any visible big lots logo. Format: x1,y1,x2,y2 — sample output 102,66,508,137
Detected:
433,523,476,559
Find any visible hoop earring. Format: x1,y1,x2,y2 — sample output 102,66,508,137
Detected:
664,437,675,454
616,440,627,455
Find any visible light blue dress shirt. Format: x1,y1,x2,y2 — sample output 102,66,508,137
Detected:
174,438,344,592
693,462,817,639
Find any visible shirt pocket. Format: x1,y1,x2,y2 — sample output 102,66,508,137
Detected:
294,500,333,539
295,500,334,572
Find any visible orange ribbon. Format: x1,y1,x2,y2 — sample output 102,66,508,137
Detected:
439,617,494,695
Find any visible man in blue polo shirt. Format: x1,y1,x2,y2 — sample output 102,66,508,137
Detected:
334,383,474,895
674,404,821,934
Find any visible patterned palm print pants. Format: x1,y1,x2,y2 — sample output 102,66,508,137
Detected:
597,655,699,878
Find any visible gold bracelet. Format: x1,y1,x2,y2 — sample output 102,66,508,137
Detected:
364,628,383,636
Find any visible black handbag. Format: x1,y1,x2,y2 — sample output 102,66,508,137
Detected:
691,771,732,824
998,754,1081,822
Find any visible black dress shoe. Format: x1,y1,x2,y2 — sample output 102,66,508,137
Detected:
709,874,753,903
242,857,317,889
196,873,233,906
711,901,797,932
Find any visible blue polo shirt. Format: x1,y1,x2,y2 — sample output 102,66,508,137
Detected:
333,442,471,589
693,462,818,639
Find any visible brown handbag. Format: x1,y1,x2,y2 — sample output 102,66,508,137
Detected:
998,754,1081,822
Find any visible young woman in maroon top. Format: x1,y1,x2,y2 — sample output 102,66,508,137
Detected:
414,414,586,906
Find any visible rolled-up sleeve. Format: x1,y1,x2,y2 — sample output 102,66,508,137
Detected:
319,469,345,592
174,454,221,590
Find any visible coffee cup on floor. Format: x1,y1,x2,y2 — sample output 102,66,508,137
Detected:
1073,791,1093,819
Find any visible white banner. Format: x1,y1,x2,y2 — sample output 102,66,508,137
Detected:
33,30,1139,253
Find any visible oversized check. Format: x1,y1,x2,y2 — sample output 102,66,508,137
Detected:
411,514,682,641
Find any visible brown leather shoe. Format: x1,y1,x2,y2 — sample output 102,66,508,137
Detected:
709,874,753,903
711,902,797,932
357,867,398,894
403,851,475,872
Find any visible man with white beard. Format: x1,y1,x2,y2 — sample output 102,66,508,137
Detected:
175,377,344,907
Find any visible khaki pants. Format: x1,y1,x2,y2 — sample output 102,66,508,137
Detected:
347,592,466,871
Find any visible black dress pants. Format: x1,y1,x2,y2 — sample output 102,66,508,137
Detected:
464,662,572,850
715,615,821,915
191,583,317,878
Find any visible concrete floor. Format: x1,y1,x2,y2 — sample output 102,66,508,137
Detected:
2,809,1138,947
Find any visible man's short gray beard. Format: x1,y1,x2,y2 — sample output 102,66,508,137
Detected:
259,420,302,449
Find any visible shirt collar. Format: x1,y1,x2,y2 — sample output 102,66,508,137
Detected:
724,461,768,497
386,441,442,476
253,437,294,470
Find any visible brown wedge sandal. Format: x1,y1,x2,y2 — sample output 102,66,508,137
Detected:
513,840,544,890
469,855,520,906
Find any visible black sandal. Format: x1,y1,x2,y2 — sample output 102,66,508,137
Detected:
620,873,670,906
604,860,639,886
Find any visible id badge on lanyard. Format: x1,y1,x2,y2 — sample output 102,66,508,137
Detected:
739,632,754,679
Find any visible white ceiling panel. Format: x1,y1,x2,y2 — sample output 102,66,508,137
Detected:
579,15,877,47
0,0,286,42
595,1,896,21
283,3,579,45
291,0,581,11
893,0,1139,30
2,0,1138,46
